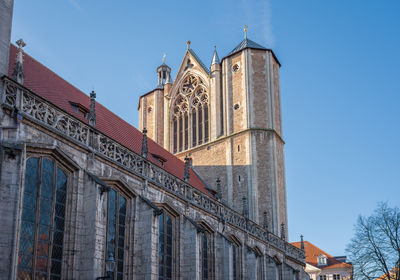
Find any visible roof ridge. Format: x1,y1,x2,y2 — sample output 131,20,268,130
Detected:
8,44,212,197
226,38,267,57
303,241,334,258
10,44,90,102
188,49,210,75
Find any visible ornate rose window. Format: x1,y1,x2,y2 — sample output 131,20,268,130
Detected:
171,75,209,153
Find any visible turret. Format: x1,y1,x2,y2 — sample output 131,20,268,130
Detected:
156,57,172,88
210,46,222,139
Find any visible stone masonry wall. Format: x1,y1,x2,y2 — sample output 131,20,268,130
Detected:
0,78,305,279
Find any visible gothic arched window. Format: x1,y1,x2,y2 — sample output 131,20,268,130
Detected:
198,222,214,280
171,75,209,152
184,112,188,150
229,236,242,280
105,187,127,280
18,157,68,280
173,117,177,153
192,109,197,147
178,114,183,152
204,104,209,143
198,104,203,145
158,212,174,280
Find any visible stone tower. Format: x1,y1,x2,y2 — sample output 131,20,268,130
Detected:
0,0,14,77
138,38,288,237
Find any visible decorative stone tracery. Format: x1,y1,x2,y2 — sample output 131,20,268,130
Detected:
0,76,305,262
171,74,209,153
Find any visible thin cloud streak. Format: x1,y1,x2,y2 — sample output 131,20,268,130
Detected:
67,0,83,13
241,0,274,47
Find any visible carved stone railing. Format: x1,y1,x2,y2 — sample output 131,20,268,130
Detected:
0,76,305,262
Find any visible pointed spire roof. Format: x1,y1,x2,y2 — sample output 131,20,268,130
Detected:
227,38,267,56
223,37,281,66
211,46,220,65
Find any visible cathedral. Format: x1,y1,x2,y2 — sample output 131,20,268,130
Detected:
0,1,306,279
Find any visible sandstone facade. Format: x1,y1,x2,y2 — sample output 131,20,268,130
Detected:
139,42,288,237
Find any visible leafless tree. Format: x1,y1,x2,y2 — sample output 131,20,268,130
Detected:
346,203,400,280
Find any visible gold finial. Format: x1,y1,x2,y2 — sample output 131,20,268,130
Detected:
162,53,166,63
186,40,191,49
244,24,248,39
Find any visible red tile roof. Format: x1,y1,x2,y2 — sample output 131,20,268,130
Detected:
377,267,399,280
291,241,352,270
8,44,212,197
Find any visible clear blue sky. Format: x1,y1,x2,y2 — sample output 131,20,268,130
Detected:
11,0,400,256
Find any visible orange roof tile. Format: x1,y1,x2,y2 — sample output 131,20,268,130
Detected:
377,267,399,280
291,241,352,270
8,44,213,197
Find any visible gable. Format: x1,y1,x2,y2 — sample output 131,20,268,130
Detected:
171,49,210,97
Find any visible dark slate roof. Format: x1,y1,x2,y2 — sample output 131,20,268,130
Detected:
227,38,267,56
223,38,281,66
188,48,210,75
8,44,213,198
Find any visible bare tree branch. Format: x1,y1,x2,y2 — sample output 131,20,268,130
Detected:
346,203,400,280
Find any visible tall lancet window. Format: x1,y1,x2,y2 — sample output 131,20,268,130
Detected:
184,112,188,150
18,157,68,280
204,104,209,143
198,104,203,145
173,118,177,154
192,109,197,147
178,115,183,152
171,75,209,153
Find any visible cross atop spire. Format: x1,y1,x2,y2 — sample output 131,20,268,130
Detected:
162,53,166,63
244,24,248,39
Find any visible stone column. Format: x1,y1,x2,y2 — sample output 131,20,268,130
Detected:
180,219,198,278
0,143,24,279
210,63,221,140
133,200,158,280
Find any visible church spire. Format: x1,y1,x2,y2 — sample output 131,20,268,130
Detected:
211,46,220,65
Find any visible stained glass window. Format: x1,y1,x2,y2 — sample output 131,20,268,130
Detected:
106,188,127,280
184,113,188,150
18,157,67,280
201,231,212,280
192,110,197,147
173,118,177,153
204,105,209,143
231,241,241,280
171,75,210,152
256,254,263,279
178,116,183,152
158,212,173,280
198,105,203,145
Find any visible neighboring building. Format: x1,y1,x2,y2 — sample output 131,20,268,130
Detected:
0,1,307,279
292,241,353,280
377,267,399,280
